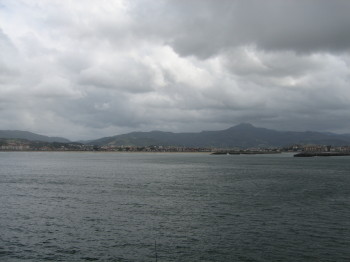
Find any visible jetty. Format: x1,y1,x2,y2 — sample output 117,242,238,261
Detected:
211,150,281,155
294,152,350,157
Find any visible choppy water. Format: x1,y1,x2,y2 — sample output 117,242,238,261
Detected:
0,152,349,261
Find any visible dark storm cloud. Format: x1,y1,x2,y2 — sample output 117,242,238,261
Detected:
128,0,350,58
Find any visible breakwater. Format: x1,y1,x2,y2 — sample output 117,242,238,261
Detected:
211,151,281,155
294,152,350,157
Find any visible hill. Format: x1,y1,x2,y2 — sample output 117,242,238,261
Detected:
0,130,70,143
87,123,350,148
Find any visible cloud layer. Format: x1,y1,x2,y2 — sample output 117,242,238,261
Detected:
1,0,350,140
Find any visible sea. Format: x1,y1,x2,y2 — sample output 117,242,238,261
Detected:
0,152,349,261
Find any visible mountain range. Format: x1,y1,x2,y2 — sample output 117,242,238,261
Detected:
2,124,350,148
85,123,350,148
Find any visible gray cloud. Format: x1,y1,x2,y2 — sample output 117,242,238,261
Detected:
153,0,350,58
1,0,350,140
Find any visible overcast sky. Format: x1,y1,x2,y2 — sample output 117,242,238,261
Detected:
1,0,350,140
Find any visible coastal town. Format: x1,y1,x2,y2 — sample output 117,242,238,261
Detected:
2,138,350,155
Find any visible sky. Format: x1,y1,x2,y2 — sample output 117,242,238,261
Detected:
1,0,350,140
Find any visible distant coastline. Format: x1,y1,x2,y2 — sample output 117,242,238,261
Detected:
3,123,350,150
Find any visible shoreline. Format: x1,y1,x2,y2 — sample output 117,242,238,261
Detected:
0,150,212,154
